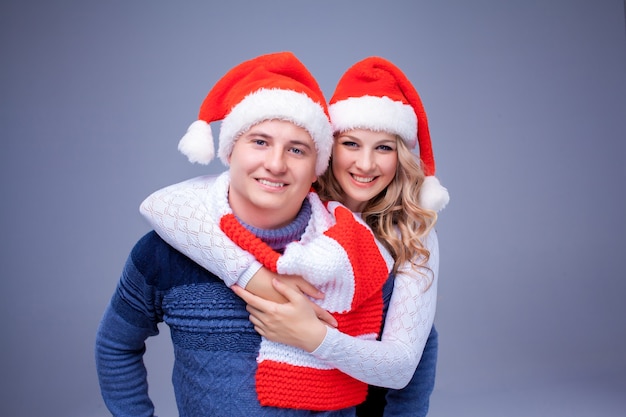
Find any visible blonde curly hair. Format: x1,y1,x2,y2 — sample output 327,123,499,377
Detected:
314,136,437,282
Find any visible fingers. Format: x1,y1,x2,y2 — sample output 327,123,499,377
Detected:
294,278,325,300
232,285,271,311
234,285,281,336
243,300,268,337
270,278,301,301
312,303,338,328
273,279,337,328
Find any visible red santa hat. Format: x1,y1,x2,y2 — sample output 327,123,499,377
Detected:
329,57,450,212
178,52,333,175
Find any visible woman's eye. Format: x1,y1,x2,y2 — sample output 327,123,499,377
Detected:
254,139,267,146
378,145,394,151
341,141,358,148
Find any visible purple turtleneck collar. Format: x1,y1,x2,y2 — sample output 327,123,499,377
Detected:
236,198,312,253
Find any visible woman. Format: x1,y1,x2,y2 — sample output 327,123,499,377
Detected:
141,56,449,415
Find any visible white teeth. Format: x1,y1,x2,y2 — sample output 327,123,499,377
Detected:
258,179,285,187
352,175,374,183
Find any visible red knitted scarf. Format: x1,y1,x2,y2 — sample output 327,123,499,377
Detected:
220,203,389,410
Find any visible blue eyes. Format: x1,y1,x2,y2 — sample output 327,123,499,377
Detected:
340,141,394,152
252,139,306,156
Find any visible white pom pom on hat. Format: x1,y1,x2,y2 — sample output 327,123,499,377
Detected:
419,176,450,212
329,57,450,212
178,52,333,176
177,120,214,165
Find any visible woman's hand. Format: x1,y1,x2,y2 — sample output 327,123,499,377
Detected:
232,279,333,352
246,268,324,302
244,268,337,328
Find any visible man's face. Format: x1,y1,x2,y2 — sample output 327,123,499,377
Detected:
227,119,318,229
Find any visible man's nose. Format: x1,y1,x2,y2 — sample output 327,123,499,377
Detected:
264,147,287,173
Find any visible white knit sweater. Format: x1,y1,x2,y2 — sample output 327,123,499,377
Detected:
140,173,438,389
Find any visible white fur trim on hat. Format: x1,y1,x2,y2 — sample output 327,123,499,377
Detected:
329,96,418,148
419,176,450,212
178,120,215,165
219,88,333,175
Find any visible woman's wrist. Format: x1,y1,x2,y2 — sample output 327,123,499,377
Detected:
245,269,288,303
305,322,329,353
238,261,263,289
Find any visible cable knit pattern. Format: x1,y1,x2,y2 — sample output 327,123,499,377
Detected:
140,174,438,389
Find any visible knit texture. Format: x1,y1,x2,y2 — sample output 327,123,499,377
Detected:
139,173,439,389
96,231,361,416
221,199,392,410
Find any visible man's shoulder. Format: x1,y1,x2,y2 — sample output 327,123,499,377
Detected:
129,231,220,289
132,230,175,258
129,231,178,280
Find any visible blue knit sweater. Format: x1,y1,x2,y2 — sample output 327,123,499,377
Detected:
96,228,367,417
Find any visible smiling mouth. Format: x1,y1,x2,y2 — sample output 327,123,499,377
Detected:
258,178,286,188
351,174,376,183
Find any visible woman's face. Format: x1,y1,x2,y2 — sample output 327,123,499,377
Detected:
331,129,399,212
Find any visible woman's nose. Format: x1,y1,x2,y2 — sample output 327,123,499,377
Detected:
355,150,375,171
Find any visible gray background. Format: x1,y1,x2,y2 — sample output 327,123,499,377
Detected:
2,1,625,416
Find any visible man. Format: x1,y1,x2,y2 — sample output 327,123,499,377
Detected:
95,52,391,417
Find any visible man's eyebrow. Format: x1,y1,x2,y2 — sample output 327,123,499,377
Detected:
289,140,314,150
246,130,272,139
245,129,314,150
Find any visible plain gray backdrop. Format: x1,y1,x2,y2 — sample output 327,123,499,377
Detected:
2,1,625,416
